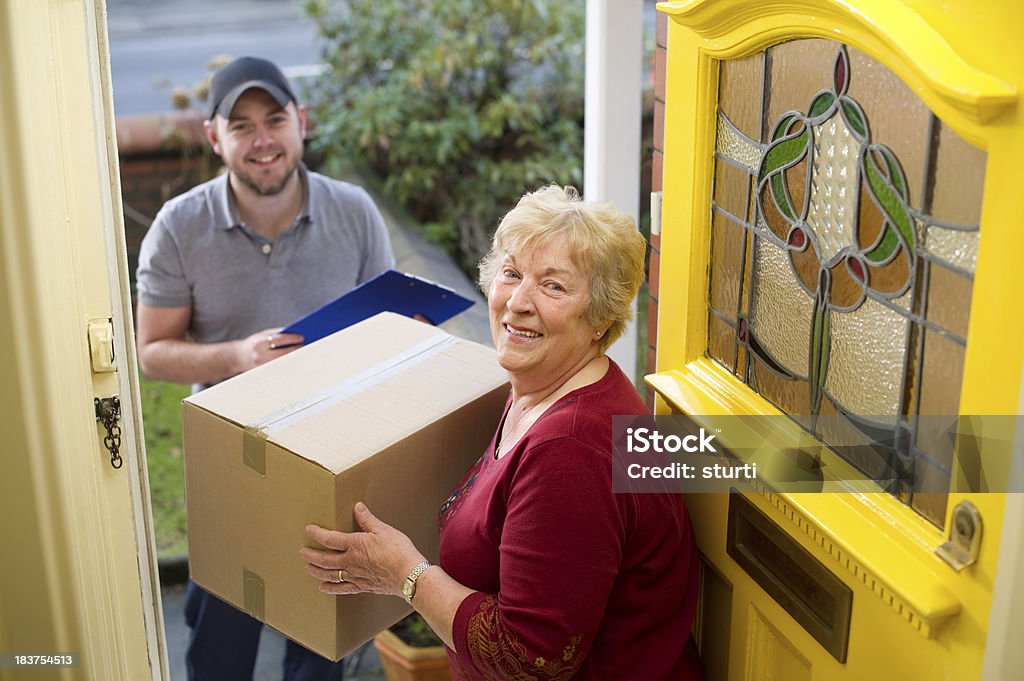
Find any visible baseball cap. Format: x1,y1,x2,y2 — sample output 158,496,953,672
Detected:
207,56,297,119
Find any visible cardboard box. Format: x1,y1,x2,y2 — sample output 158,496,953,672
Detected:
183,312,509,660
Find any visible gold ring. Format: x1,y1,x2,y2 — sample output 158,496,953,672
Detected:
337,569,346,583
268,335,277,350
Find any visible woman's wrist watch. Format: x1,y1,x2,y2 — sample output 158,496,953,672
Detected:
402,561,431,604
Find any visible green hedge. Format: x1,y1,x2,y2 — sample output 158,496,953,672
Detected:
304,0,586,272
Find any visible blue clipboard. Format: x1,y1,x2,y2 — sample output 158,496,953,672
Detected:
281,270,474,345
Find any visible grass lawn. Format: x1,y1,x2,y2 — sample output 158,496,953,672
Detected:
140,373,191,557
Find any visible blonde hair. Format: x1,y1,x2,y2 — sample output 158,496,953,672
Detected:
478,184,647,351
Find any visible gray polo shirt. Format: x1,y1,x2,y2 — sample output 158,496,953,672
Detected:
136,165,395,378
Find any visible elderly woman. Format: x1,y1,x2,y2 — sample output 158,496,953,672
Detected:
301,185,703,680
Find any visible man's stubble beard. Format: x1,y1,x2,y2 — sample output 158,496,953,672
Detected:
233,156,300,197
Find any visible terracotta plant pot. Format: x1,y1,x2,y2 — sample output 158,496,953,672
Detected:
374,629,452,681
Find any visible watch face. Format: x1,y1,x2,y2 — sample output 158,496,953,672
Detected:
402,580,414,598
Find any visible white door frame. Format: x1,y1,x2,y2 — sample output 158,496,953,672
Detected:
981,372,1024,679
584,0,644,381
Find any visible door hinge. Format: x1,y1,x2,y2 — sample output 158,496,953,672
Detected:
94,396,123,469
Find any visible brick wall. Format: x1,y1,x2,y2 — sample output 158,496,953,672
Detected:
116,112,221,292
646,10,668,408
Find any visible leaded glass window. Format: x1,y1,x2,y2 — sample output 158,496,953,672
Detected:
709,39,985,527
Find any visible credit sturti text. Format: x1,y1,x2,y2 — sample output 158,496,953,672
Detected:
623,427,758,481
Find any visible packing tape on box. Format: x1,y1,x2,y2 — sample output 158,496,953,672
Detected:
241,333,460,474
243,567,265,620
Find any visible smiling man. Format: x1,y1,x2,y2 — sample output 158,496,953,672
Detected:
134,56,394,680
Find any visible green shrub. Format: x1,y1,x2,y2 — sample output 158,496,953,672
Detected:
390,613,443,647
303,0,586,272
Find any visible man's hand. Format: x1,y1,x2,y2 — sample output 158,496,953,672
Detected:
240,328,304,371
136,301,307,384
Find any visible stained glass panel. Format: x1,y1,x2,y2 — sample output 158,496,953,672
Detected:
926,264,972,340
748,235,814,377
824,294,911,417
911,458,949,527
718,53,763,141
925,226,979,274
716,115,762,172
844,47,931,210
764,39,836,141
750,357,811,416
714,157,752,223
710,209,745,319
916,329,965,468
708,312,737,374
931,121,987,226
709,39,985,526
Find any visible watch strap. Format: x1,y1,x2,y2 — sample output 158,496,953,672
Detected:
402,561,431,604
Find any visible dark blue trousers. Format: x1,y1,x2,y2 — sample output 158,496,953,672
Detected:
184,580,345,681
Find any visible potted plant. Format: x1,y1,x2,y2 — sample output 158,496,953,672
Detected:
374,613,451,681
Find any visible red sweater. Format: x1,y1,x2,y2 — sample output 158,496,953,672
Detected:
438,361,703,681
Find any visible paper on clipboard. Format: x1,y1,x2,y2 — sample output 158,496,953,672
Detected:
281,270,474,345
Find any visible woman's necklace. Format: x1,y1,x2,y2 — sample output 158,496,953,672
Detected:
495,355,605,458
495,401,546,458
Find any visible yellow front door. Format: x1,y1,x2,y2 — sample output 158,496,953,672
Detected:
648,1,1022,679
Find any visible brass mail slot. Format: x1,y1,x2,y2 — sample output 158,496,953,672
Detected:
727,492,853,662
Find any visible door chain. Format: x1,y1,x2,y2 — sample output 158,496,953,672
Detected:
94,396,123,469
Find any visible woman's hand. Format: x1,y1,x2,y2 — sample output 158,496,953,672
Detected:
301,502,427,597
